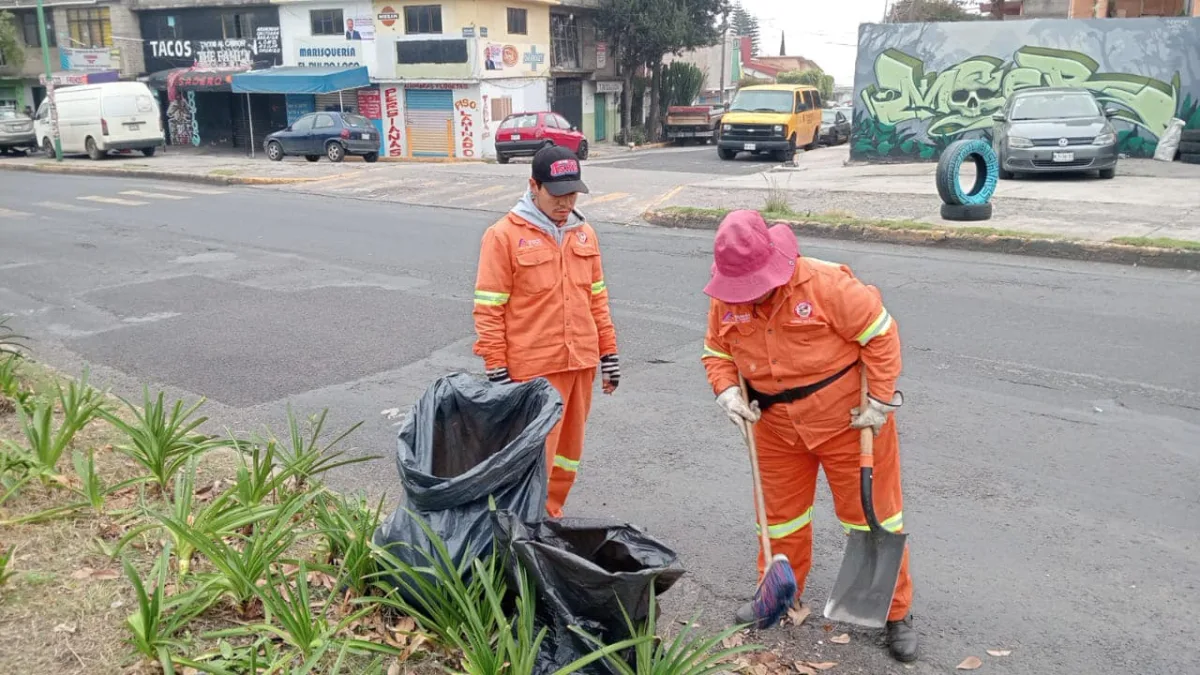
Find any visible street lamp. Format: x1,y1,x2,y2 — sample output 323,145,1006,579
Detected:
34,0,61,161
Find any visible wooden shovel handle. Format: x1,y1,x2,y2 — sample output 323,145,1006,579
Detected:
858,368,873,469
739,375,773,561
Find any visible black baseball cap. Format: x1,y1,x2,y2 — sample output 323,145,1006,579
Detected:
531,145,589,196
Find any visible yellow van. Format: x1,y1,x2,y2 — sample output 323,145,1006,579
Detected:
717,84,823,161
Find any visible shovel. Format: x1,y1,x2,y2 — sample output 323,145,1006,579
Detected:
822,369,907,629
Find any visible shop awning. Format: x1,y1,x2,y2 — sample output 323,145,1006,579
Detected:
143,67,246,92
230,66,369,95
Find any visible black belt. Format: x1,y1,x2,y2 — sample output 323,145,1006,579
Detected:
744,362,856,412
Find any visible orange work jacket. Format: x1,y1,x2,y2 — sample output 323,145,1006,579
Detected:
701,256,902,450
472,212,617,381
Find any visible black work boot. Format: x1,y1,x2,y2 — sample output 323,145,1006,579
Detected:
886,614,919,662
734,601,756,625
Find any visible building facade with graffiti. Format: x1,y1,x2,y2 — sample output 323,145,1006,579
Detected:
850,17,1200,162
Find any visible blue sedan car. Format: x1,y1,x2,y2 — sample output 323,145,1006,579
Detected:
264,111,380,163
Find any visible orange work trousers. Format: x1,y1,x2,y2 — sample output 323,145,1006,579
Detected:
539,368,596,518
752,414,912,621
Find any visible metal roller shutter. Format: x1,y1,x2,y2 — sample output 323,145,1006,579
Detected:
315,92,350,113
404,89,454,157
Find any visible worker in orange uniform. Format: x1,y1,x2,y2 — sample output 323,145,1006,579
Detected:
472,145,620,518
700,210,917,663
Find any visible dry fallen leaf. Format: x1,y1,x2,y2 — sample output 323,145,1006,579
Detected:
722,633,746,649
71,567,119,581
804,663,837,671
387,661,401,675
53,622,77,633
829,633,850,644
957,656,983,670
987,649,1012,657
794,663,818,675
402,632,428,660
821,623,834,632
786,603,812,627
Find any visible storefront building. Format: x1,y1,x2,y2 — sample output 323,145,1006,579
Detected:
369,0,553,159
136,4,285,150
550,0,620,144
0,1,145,115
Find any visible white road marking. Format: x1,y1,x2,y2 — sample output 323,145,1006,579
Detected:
77,195,149,206
0,207,34,218
120,190,190,200
34,201,98,212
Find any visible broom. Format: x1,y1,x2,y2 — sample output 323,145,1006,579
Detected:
737,375,798,629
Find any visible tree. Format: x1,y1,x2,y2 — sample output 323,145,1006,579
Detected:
0,11,26,71
778,68,834,102
661,61,706,108
779,31,786,57
597,0,728,141
885,0,980,22
730,3,760,57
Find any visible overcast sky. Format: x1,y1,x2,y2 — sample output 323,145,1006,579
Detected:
738,0,891,86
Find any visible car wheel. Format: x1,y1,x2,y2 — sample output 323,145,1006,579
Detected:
326,142,345,163
718,148,737,160
1098,167,1115,179
305,155,320,162
940,202,993,222
496,153,510,164
267,141,284,161
141,147,156,157
577,141,589,160
42,137,53,156
775,136,796,162
999,167,1014,180
85,137,104,161
363,152,379,163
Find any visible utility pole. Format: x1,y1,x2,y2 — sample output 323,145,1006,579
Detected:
35,0,62,161
718,13,728,104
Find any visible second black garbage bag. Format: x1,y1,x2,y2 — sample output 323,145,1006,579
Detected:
493,509,686,675
373,373,562,595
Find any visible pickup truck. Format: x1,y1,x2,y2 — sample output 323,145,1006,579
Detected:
663,104,726,144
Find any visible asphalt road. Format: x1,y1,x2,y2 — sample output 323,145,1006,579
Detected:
2,171,1199,675
590,142,806,175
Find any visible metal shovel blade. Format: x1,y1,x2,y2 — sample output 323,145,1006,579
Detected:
823,528,907,628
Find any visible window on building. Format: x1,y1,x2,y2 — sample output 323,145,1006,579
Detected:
551,14,579,69
154,16,178,40
491,96,513,122
21,12,57,47
396,39,467,64
310,9,344,36
507,8,527,35
67,8,112,48
404,5,443,34
222,13,255,40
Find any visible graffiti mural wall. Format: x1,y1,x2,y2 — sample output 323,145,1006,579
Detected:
850,17,1200,162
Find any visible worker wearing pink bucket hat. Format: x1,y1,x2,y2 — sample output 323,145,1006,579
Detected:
700,210,918,663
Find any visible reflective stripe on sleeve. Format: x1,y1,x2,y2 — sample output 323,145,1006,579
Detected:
702,344,733,361
591,280,607,295
841,511,903,534
755,507,814,540
855,307,893,345
553,455,580,472
474,290,511,307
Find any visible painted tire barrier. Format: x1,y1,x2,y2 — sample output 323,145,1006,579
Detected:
935,139,999,206
940,202,993,222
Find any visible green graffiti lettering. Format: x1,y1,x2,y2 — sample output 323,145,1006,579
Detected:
856,43,1184,158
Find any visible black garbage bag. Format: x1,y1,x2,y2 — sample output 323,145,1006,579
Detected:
492,509,686,675
373,372,561,596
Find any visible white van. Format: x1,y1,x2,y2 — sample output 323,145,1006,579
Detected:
34,81,165,160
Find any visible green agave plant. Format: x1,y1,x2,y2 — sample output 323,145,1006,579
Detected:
311,491,384,596
101,389,223,495
123,542,218,674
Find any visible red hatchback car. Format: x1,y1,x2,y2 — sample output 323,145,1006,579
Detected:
494,111,588,163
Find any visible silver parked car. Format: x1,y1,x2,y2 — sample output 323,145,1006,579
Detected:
991,87,1118,180
0,109,38,156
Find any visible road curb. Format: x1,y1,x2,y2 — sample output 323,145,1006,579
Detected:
642,208,1200,271
0,162,323,186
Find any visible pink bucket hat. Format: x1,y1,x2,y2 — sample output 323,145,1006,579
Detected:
703,210,798,303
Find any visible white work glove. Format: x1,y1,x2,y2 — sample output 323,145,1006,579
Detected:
850,391,903,436
716,386,761,427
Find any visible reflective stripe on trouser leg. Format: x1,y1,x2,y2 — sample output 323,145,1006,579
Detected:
820,418,912,621
752,416,820,600
541,368,596,518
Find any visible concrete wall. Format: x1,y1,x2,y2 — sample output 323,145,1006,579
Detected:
850,17,1200,162
1020,0,1071,17
278,0,381,76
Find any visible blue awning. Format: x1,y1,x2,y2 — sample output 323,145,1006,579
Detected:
230,66,370,95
